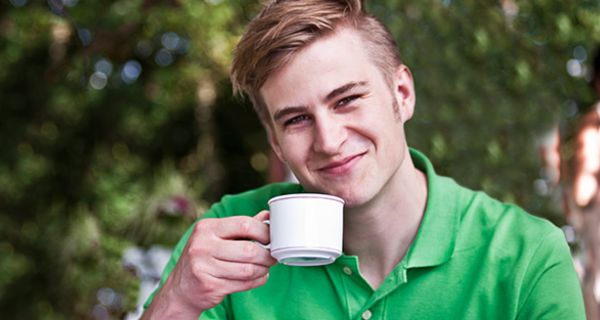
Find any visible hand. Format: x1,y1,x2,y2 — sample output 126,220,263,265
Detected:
142,210,277,319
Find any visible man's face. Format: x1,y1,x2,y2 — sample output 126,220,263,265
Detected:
260,27,415,208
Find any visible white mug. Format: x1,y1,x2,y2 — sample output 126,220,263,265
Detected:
267,193,344,266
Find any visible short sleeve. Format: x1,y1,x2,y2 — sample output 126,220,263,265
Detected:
516,228,586,319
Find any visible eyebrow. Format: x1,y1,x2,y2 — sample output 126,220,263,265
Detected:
272,81,368,123
324,81,367,102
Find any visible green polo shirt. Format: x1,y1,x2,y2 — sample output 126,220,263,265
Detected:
146,149,585,319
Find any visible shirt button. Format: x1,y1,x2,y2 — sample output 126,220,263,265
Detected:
342,266,353,275
361,310,372,320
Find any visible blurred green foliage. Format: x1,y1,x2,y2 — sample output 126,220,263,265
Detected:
0,0,599,318
370,0,600,219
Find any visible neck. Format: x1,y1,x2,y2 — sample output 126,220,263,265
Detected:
342,150,428,288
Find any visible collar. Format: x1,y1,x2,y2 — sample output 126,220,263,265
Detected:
403,148,468,269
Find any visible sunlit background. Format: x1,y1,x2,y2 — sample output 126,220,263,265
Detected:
1,0,600,319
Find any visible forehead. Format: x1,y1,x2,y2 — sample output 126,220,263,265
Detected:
260,27,382,110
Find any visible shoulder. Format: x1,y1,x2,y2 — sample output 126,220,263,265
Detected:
443,178,562,254
205,182,304,219
439,177,564,254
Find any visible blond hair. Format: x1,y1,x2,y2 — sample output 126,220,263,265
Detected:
231,0,402,125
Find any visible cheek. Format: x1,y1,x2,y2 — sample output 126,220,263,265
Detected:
355,111,400,140
279,138,309,164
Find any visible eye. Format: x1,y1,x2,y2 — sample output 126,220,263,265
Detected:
336,95,360,108
283,114,310,127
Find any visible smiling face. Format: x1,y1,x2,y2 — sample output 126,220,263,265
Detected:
260,27,416,208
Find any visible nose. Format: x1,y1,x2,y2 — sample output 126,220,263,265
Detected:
312,113,346,155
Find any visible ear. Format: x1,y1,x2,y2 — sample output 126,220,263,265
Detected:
393,64,416,122
266,125,285,163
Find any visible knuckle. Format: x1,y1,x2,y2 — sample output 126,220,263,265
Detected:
241,264,257,278
251,266,267,279
195,219,213,234
238,218,252,234
187,240,208,256
202,278,219,294
257,266,269,277
242,242,258,259
190,262,205,279
243,274,268,291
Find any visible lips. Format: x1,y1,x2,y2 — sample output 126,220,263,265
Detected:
317,152,366,175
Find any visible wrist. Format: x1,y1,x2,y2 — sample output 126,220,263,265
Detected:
143,279,203,319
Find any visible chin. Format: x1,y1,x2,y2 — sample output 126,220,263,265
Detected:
339,195,370,208
326,189,373,208
300,179,373,206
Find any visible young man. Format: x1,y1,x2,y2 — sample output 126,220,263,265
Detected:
142,0,585,318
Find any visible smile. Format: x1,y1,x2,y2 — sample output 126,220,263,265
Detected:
317,152,366,175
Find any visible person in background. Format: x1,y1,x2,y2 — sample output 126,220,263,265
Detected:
141,0,585,318
568,46,600,319
573,48,600,209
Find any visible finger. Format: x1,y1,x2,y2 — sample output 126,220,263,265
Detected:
205,273,270,297
212,216,270,244
205,259,271,281
254,210,270,222
213,240,277,266
233,273,270,292
252,210,271,245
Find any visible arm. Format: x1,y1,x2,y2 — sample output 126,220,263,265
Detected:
141,210,277,319
516,228,585,319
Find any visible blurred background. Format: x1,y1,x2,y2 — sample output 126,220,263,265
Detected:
1,0,600,319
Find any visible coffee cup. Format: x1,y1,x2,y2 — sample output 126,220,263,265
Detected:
267,193,344,266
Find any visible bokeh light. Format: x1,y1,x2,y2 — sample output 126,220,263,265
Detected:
94,58,113,76
77,28,92,46
161,32,180,51
89,72,108,90
175,38,189,55
573,45,588,62
250,152,269,172
154,48,173,67
91,304,109,320
567,59,586,78
97,287,120,307
120,60,142,84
